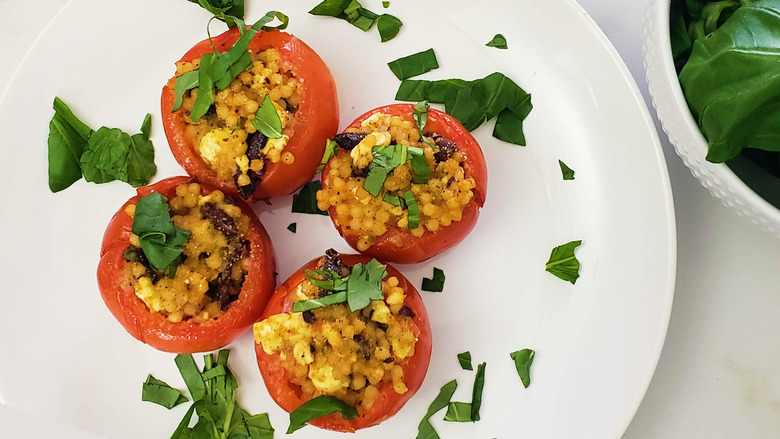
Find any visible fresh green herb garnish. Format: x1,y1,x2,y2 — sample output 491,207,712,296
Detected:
404,190,420,230
251,94,283,139
545,240,582,284
383,1,390,7
293,259,387,312
470,362,486,421
292,181,328,215
387,48,439,80
132,191,191,273
47,98,156,191
309,0,401,41
486,33,508,49
457,351,472,370
155,351,274,439
363,144,409,196
317,139,339,173
443,401,472,422
383,193,403,206
559,160,575,180
48,97,92,192
377,13,403,42
421,267,445,292
172,70,199,112
191,53,217,122
187,0,244,28
408,147,431,184
287,222,297,233
412,100,438,150
396,72,532,146
141,375,188,409
287,395,358,434
509,348,535,388
416,379,458,439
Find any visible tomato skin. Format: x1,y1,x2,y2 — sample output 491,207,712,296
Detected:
254,254,432,432
98,176,276,354
161,28,339,201
321,104,488,264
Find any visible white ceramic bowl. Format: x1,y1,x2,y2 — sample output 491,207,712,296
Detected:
644,0,780,237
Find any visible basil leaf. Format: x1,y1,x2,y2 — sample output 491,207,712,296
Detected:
470,362,486,421
457,351,472,370
48,97,93,192
408,147,431,184
287,222,297,233
387,48,439,80
443,401,472,422
127,114,157,187
170,404,196,439
421,267,445,292
383,193,403,206
214,51,253,90
412,101,437,150
363,144,408,196
377,13,402,42
292,291,347,312
345,259,387,312
403,190,420,230
317,139,339,173
133,192,190,271
191,53,216,122
80,127,132,184
251,94,283,139
309,0,352,16
416,379,458,439
292,181,328,215
545,240,582,284
509,348,535,388
559,160,575,180
287,395,358,434
187,0,244,28
486,33,508,49
396,72,532,146
175,354,207,401
343,1,379,31
142,375,188,409
304,269,347,291
383,1,390,7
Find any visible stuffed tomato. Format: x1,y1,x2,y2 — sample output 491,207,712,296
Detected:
161,26,339,201
316,104,488,264
98,176,276,353
253,250,431,432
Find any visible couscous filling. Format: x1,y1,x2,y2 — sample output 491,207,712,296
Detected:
123,183,251,323
174,48,302,198
316,112,477,251
253,251,419,410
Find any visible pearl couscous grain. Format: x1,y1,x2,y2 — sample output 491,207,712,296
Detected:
173,48,301,194
253,255,418,410
316,113,477,251
124,183,250,323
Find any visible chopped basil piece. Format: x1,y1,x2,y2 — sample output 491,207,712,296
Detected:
292,181,328,215
396,72,532,146
545,240,582,284
559,160,575,180
287,395,358,434
421,267,445,292
287,222,297,233
142,375,188,409
486,33,508,49
309,0,352,16
132,192,191,272
292,291,347,312
310,0,384,32
443,401,472,422
387,48,439,80
317,139,339,173
510,348,535,388
251,94,283,139
457,351,473,370
408,147,431,184
377,13,402,42
48,97,92,192
190,52,216,122
186,0,244,28
412,100,437,150
383,0,390,7
304,268,348,291
174,354,207,401
172,70,199,112
404,190,420,230
363,144,408,196
470,362,486,421
416,379,458,439
345,259,387,312
383,193,403,206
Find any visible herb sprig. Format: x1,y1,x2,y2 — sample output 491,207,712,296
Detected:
309,0,402,42
292,259,388,312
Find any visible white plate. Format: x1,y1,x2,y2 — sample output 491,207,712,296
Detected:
0,0,675,438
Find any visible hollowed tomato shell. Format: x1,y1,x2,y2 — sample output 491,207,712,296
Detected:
321,104,488,264
161,28,339,201
254,253,432,432
98,176,276,353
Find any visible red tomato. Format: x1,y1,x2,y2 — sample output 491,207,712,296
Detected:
161,28,339,201
98,176,276,353
254,253,432,432
321,104,488,264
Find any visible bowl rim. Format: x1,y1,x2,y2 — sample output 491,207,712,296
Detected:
644,0,780,235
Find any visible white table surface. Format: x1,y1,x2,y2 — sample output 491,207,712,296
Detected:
2,0,780,438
